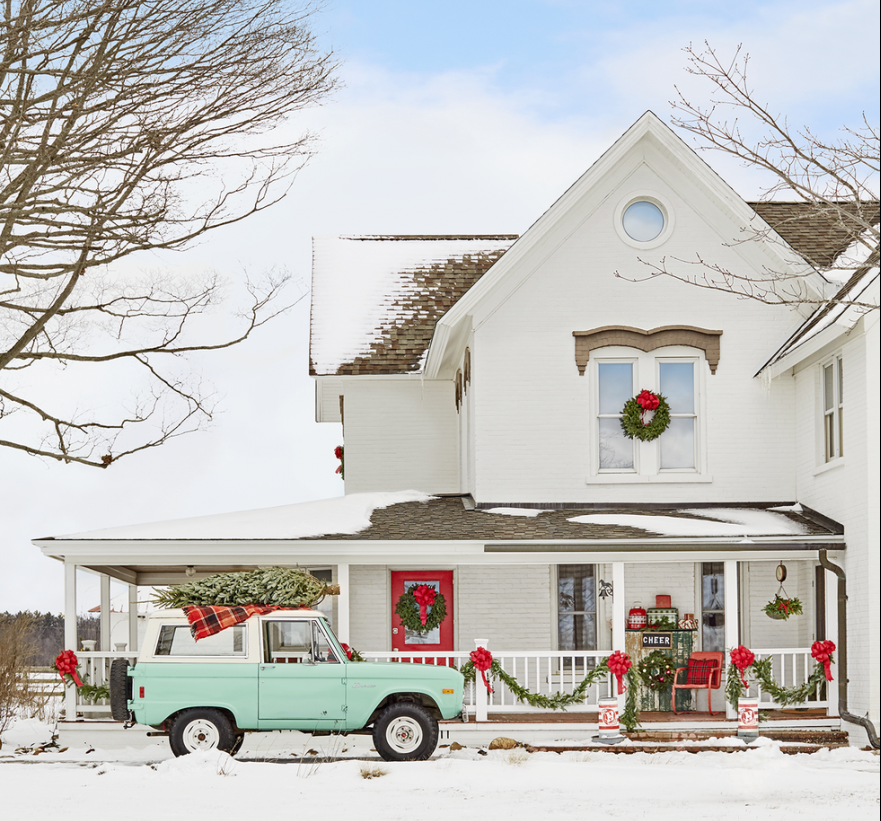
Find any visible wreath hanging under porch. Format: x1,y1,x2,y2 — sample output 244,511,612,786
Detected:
395,583,447,634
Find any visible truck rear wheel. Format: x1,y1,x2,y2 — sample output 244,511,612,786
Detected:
372,702,438,762
169,708,237,757
109,658,132,721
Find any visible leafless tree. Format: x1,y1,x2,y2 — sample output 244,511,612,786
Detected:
1,0,337,467
620,42,878,312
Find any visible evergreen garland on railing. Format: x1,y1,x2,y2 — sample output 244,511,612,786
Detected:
725,642,834,711
457,657,643,731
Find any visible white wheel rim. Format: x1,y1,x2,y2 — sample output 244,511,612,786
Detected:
386,716,423,754
181,718,221,752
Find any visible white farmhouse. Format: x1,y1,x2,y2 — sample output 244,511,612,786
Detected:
35,112,879,745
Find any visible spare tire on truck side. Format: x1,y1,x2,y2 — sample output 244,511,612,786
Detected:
109,658,132,721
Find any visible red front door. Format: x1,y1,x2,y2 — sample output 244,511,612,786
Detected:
390,570,454,662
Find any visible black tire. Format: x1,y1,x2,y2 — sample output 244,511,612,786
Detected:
169,708,237,757
109,658,132,721
372,702,439,762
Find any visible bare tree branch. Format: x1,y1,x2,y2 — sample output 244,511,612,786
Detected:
0,0,337,466
618,41,879,313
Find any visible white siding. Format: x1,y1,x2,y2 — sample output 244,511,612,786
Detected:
792,312,879,740
341,379,459,494
349,566,389,650
456,565,552,650
468,161,800,504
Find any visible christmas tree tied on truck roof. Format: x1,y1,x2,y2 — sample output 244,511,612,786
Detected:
151,568,340,640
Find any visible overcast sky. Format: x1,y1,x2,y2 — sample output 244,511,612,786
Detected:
1,0,878,615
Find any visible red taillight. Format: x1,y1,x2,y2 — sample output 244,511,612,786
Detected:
139,686,145,698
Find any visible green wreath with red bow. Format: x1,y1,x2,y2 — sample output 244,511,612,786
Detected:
621,390,671,441
395,583,447,633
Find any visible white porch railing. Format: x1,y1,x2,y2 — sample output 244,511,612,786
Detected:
362,650,614,713
70,651,138,718
70,645,833,719
742,647,834,712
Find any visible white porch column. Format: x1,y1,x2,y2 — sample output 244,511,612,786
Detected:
612,562,626,710
824,568,840,716
612,563,625,652
336,563,350,644
128,584,139,653
64,562,78,720
99,574,111,651
724,560,739,720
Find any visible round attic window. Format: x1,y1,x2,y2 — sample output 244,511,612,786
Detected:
622,200,665,242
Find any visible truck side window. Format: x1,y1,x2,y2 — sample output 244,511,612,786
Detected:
155,625,246,657
264,620,311,663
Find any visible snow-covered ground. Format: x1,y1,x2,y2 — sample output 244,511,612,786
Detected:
1,720,877,821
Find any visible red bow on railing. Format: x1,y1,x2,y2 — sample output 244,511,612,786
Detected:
54,650,83,687
811,640,836,682
607,651,632,694
412,585,437,626
470,646,494,693
730,645,755,690
340,643,354,661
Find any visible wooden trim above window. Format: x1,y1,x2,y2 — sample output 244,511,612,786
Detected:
573,325,723,375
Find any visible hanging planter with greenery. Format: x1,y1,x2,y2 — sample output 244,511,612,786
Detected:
763,595,803,620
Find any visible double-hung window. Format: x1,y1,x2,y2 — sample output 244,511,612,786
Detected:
594,351,700,476
823,356,844,462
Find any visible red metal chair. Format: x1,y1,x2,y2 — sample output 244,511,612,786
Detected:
672,651,724,714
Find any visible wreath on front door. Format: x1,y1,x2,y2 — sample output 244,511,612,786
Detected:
395,583,447,634
620,389,671,441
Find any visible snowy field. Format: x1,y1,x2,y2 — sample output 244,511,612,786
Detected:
1,720,878,821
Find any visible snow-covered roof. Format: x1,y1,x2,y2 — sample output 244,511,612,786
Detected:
309,235,516,376
44,496,838,544
50,491,434,541
308,204,875,378
760,225,879,369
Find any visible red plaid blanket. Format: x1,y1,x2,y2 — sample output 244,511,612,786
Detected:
182,604,284,640
685,657,718,685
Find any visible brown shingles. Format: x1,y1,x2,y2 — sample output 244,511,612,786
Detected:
304,497,834,541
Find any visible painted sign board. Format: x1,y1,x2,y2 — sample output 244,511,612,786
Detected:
641,631,672,649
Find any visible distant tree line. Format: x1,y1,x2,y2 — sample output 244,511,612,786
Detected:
0,612,101,667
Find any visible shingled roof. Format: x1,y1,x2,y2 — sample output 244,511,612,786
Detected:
310,236,516,376
309,204,876,377
306,497,838,542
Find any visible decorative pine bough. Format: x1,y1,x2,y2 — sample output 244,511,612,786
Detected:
726,641,836,711
151,568,329,609
458,652,642,731
54,650,110,703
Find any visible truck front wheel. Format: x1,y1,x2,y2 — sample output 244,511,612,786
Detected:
372,702,438,762
169,708,237,757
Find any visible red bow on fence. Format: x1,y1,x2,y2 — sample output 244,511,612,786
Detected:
412,585,437,626
607,651,632,694
54,650,83,687
470,646,494,693
730,645,755,690
811,640,836,682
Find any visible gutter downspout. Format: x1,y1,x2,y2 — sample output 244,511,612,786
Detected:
819,549,879,748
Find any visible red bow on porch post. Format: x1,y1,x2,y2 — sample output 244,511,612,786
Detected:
54,650,83,687
470,646,494,693
607,651,632,694
811,640,836,682
730,645,755,690
412,585,437,626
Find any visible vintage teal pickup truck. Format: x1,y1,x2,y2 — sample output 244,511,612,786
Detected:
110,608,465,760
